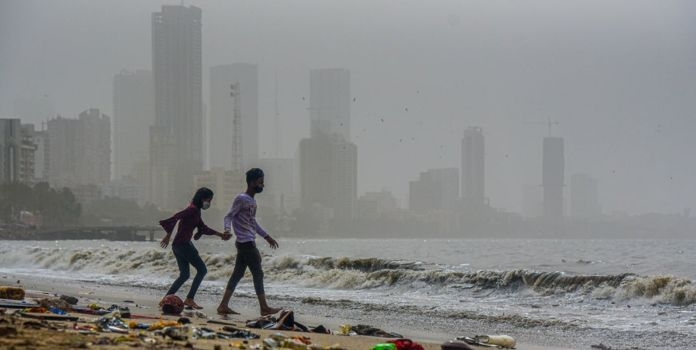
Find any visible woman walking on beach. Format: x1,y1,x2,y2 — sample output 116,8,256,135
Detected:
159,187,231,310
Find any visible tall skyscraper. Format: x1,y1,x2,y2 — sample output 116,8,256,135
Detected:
209,64,259,171
78,109,111,187
31,128,48,183
47,116,80,189
0,118,21,184
461,126,485,204
310,69,350,141
113,69,154,180
151,5,203,209
570,173,600,219
19,124,39,184
1,118,37,184
47,109,110,189
542,137,564,222
300,68,356,221
409,168,459,212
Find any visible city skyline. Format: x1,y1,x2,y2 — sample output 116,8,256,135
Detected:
2,0,696,215
3,4,696,348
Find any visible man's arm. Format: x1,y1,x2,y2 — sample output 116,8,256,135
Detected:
223,198,241,233
252,216,268,238
252,216,278,249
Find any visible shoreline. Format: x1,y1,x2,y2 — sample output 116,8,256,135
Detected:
2,273,578,350
3,238,696,349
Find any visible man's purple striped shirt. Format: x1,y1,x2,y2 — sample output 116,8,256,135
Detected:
224,193,268,243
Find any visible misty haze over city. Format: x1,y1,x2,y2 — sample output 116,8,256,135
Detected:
5,3,696,349
2,0,696,237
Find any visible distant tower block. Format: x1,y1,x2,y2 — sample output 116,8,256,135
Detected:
542,137,564,222
461,127,485,205
309,69,351,141
230,82,243,172
151,5,203,209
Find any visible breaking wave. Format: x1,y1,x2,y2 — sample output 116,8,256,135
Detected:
268,256,696,305
1,245,695,305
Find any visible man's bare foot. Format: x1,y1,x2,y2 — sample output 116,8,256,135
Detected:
260,306,282,316
183,299,203,310
217,305,239,315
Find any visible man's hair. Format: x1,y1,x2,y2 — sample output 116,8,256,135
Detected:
246,168,265,184
191,187,214,208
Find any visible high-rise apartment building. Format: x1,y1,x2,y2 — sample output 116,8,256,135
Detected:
47,109,110,189
151,5,203,209
542,137,564,221
299,68,356,220
461,126,485,204
32,129,48,183
1,119,37,184
47,116,79,188
309,69,350,141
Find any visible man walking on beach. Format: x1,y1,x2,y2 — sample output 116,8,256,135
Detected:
217,168,282,316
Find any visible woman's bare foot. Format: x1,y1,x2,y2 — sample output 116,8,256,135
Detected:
217,305,239,315
260,306,282,316
183,298,203,310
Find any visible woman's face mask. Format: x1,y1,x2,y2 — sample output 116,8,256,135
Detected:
202,201,211,210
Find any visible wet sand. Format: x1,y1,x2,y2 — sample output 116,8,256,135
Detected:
0,274,579,350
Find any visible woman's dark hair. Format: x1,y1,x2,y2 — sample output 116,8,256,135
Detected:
191,187,214,208
246,168,265,184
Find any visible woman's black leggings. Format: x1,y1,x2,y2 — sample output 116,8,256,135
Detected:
166,242,207,299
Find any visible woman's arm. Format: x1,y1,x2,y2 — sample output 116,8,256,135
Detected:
195,218,231,240
159,207,194,248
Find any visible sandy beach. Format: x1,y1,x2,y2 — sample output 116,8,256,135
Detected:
0,273,578,350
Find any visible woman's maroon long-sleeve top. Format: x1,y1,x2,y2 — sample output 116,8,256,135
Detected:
159,205,218,245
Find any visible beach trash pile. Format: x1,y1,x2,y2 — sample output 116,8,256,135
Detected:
0,286,354,349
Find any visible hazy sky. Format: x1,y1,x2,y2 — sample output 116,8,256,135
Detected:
1,0,695,215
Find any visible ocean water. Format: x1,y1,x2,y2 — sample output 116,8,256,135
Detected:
1,238,696,348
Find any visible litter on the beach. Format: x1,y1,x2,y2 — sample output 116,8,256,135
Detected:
455,335,517,349
0,286,25,300
0,293,360,350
